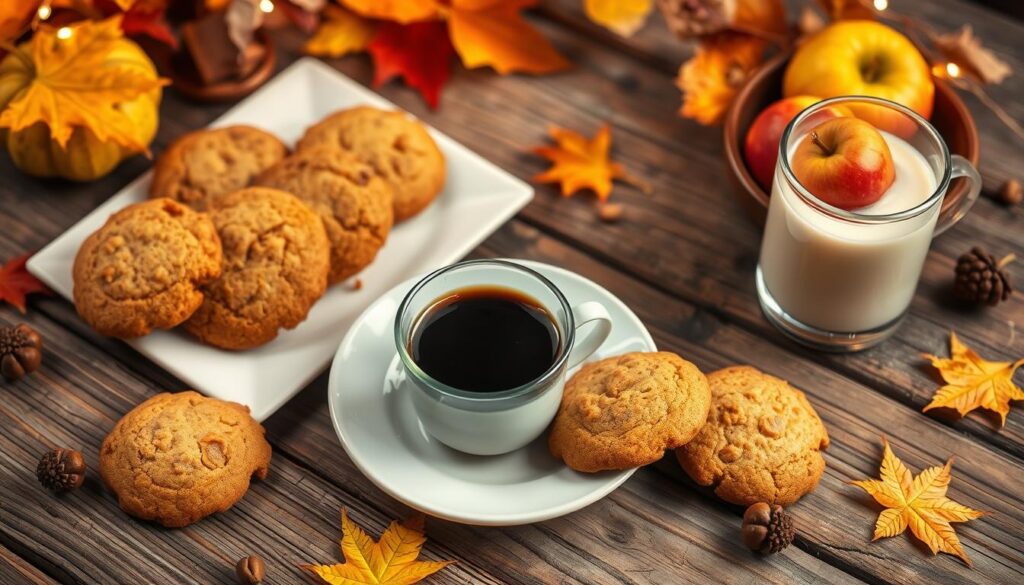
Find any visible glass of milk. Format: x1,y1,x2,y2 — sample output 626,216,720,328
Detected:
757,96,982,352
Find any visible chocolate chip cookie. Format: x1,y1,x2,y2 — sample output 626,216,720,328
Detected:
73,198,222,338
676,366,830,506
256,145,393,284
549,352,711,473
184,187,330,350
297,106,445,221
99,391,272,528
150,125,288,210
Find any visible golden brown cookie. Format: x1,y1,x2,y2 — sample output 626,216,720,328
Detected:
73,198,222,338
184,187,330,350
297,106,445,221
549,352,711,473
675,366,830,506
256,145,394,284
99,391,272,528
150,125,288,210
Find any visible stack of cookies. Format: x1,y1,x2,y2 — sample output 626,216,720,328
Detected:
73,106,446,350
548,354,830,507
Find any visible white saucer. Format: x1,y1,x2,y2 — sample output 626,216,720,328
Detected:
327,260,656,526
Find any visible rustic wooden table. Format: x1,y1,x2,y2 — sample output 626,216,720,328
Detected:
2,2,1023,583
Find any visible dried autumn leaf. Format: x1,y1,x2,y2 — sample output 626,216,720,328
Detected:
340,0,439,24
816,0,875,20
676,32,766,125
368,20,453,109
933,25,1011,85
0,0,41,44
0,16,168,150
922,332,1024,426
532,124,647,202
305,4,374,58
114,0,177,48
658,0,785,39
851,437,984,566
0,254,51,314
448,0,571,75
585,0,653,37
305,509,454,585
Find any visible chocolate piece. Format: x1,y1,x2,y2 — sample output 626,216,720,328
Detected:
181,11,243,86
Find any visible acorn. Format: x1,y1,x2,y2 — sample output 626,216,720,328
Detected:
741,502,794,554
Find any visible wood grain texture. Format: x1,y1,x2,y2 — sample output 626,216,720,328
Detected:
0,0,1021,583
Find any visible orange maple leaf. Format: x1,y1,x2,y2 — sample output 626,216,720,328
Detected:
584,0,653,37
922,332,1024,426
339,0,570,75
447,0,570,75
305,4,375,58
305,509,454,585
676,32,766,125
532,124,648,202
0,0,39,44
0,16,168,150
851,437,985,566
339,0,439,24
0,254,51,314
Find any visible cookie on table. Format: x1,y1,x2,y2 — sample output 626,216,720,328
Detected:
73,198,222,338
184,187,330,350
150,125,288,210
297,106,445,221
676,366,830,506
99,391,272,528
256,145,394,284
549,352,711,473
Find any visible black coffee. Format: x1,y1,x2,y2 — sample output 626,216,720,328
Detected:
409,286,561,393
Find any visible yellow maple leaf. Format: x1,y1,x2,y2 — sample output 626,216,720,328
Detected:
922,332,1024,426
340,0,440,24
532,124,648,202
0,16,167,150
584,0,653,37
676,32,766,125
305,5,375,58
850,437,985,566
305,509,454,585
448,0,570,75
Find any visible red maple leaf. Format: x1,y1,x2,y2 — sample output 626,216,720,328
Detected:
95,0,178,48
0,254,51,314
367,21,454,109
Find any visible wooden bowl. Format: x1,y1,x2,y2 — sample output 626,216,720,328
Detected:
723,52,979,227
167,31,276,104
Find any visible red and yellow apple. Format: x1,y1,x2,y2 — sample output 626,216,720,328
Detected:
791,117,895,210
744,96,851,190
783,21,933,135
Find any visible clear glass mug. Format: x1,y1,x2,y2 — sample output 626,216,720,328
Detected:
756,96,982,352
395,260,612,455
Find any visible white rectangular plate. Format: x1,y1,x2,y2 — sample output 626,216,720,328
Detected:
28,58,533,421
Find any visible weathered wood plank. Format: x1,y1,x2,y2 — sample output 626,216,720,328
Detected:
0,311,493,585
259,16,1024,457
0,543,56,585
4,263,862,584
474,221,1024,584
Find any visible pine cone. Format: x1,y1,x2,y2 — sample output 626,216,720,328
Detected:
37,448,86,493
953,247,1014,306
741,502,794,554
0,324,43,382
657,0,736,38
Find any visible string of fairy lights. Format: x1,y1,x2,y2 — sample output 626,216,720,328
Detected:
19,0,1023,142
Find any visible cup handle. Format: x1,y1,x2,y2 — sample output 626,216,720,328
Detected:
934,154,982,236
566,301,612,369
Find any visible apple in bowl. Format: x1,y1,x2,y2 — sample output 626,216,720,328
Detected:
783,20,933,135
791,117,895,210
743,96,852,191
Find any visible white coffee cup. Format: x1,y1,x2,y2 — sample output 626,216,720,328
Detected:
394,260,612,456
